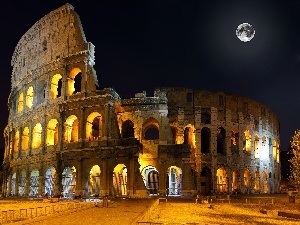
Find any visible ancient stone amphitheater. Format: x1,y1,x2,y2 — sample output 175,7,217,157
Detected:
2,3,281,199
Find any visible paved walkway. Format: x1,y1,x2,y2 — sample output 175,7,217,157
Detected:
10,198,154,225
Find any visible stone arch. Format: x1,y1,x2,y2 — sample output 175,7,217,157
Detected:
86,165,101,197
254,134,260,158
217,127,226,154
11,172,16,196
50,74,63,99
142,118,159,140
14,130,19,153
21,127,29,151
121,120,134,138
184,124,195,148
36,80,46,105
201,111,211,124
26,86,34,108
272,140,277,160
45,166,57,197
201,127,210,153
113,164,127,197
29,169,39,196
46,119,59,146
216,167,227,193
140,165,159,195
62,166,76,199
166,166,182,196
18,92,24,114
243,130,251,152
67,68,82,96
243,169,251,193
254,171,260,192
261,136,268,159
19,169,26,196
32,123,42,148
86,112,102,140
200,167,212,195
232,170,239,191
65,115,78,142
262,171,269,194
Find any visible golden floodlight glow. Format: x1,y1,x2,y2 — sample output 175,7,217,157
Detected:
32,123,42,149
67,68,81,96
18,92,24,114
50,74,62,99
26,86,34,108
21,127,29,150
47,119,58,146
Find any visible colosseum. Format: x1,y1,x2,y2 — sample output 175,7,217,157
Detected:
2,3,281,199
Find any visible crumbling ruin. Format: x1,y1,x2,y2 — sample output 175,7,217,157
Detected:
2,3,281,198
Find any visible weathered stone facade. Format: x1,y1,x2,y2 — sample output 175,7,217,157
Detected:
2,4,281,198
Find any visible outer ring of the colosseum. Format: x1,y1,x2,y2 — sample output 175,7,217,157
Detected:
2,3,281,199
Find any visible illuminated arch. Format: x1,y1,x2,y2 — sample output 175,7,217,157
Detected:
261,136,268,160
18,92,24,114
86,112,102,140
113,164,127,196
184,124,195,148
50,74,62,99
217,127,226,154
29,169,39,196
62,166,76,198
273,140,277,160
216,167,227,193
67,68,82,96
21,127,29,150
254,171,260,192
140,165,159,195
45,166,57,197
167,166,182,196
65,115,78,143
14,130,19,152
243,130,251,152
262,171,269,193
86,165,101,197
32,123,42,149
47,119,59,146
26,86,34,108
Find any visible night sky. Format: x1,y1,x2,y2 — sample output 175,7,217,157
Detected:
0,0,299,155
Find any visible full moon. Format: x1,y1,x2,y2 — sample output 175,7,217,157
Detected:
236,23,255,42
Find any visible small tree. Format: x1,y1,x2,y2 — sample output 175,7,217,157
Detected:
289,129,300,187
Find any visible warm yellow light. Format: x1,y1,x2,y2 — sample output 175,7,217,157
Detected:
47,119,58,146
67,68,81,96
64,115,78,142
21,127,29,150
14,131,19,152
18,92,24,114
32,123,42,148
50,74,62,99
86,112,102,140
26,86,34,108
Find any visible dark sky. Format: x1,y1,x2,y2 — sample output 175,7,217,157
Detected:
0,0,299,153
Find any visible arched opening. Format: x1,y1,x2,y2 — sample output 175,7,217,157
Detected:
19,169,26,196
32,123,42,149
21,127,29,150
273,140,277,160
140,166,159,196
121,120,134,138
243,170,251,193
11,172,16,196
86,112,102,140
243,130,251,152
142,118,159,140
113,164,127,197
18,92,23,114
29,169,39,196
45,167,57,197
36,81,46,105
201,111,211,124
62,166,76,199
67,68,82,96
254,171,260,192
87,165,101,197
201,127,210,153
26,86,34,108
65,115,78,143
262,171,269,194
200,167,212,195
47,119,59,146
216,168,227,193
50,74,62,99
261,136,268,160
232,171,239,191
217,127,226,154
254,135,260,158
184,125,195,147
14,130,19,153
167,166,182,196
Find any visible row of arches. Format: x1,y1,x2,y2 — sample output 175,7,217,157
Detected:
16,68,82,114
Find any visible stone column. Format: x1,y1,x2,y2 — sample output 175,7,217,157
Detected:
77,158,83,196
